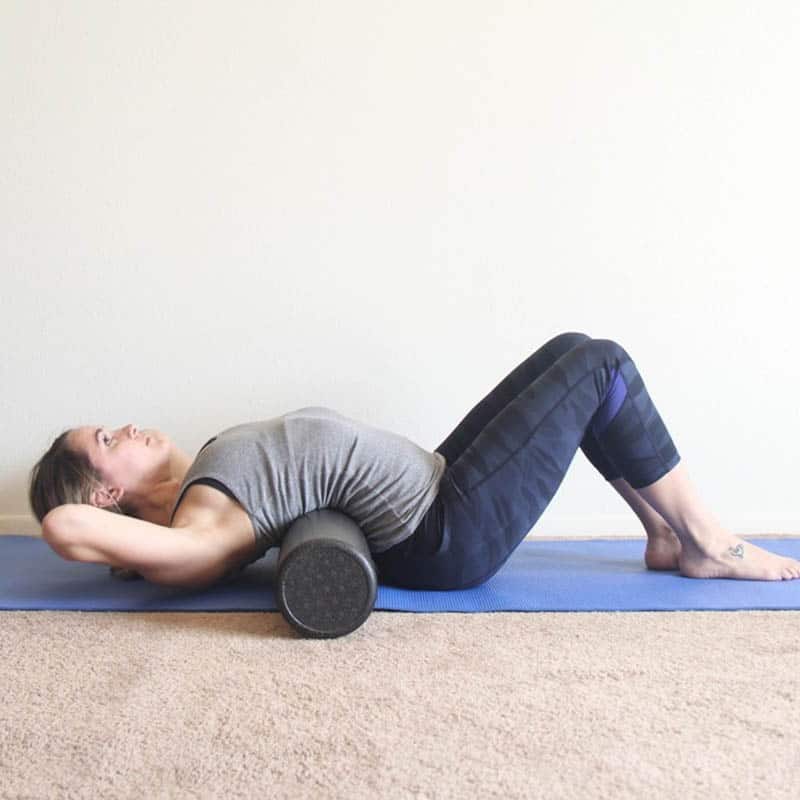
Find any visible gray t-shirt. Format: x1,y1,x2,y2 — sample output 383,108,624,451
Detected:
169,406,447,571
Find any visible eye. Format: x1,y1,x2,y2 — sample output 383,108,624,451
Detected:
102,433,113,446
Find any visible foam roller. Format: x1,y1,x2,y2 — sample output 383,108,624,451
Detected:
276,509,378,639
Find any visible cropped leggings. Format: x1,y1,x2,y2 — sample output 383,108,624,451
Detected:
372,332,682,590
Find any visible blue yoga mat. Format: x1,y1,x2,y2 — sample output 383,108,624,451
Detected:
2,535,800,613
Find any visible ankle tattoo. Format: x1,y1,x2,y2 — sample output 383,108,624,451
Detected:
726,544,745,560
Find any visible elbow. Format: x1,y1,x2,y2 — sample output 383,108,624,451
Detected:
42,506,67,556
41,506,78,558
42,505,75,536
42,530,75,561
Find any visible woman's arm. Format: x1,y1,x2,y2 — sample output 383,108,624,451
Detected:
41,504,229,589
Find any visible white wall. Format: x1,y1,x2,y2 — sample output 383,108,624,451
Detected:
3,1,799,538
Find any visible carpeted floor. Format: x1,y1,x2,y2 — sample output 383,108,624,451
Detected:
2,606,799,799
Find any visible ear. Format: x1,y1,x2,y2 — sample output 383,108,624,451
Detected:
90,485,124,510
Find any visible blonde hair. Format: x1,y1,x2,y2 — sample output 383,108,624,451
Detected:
28,429,127,524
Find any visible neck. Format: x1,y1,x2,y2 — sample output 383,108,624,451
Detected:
133,449,194,527
135,480,182,526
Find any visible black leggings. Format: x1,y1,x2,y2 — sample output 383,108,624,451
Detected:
372,332,681,590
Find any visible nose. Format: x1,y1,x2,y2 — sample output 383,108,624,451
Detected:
126,424,139,439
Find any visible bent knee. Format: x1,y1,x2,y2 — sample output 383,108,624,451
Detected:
584,337,631,364
551,331,591,347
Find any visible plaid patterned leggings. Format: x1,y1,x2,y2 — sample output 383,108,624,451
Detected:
373,332,681,590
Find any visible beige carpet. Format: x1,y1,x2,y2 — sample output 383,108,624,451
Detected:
2,604,799,799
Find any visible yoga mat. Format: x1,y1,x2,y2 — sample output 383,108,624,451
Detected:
2,535,800,613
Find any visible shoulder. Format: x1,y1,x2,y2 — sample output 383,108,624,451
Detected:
172,482,240,528
173,483,260,567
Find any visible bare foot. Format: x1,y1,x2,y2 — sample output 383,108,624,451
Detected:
644,526,682,571
679,529,800,581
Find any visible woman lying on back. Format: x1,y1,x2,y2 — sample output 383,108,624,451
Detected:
29,332,800,590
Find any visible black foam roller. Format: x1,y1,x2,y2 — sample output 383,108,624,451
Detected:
276,509,378,638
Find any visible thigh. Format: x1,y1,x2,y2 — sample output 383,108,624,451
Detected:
377,338,628,590
435,331,592,466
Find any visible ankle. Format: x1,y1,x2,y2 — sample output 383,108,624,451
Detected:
676,518,728,548
645,522,676,541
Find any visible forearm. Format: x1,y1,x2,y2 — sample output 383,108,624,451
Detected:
41,504,226,588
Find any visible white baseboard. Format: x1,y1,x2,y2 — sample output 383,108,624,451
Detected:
2,512,799,540
1,515,45,536
533,512,800,537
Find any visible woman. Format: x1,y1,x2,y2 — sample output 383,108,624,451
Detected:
29,332,800,590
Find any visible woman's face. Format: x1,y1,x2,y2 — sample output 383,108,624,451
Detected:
68,424,172,503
